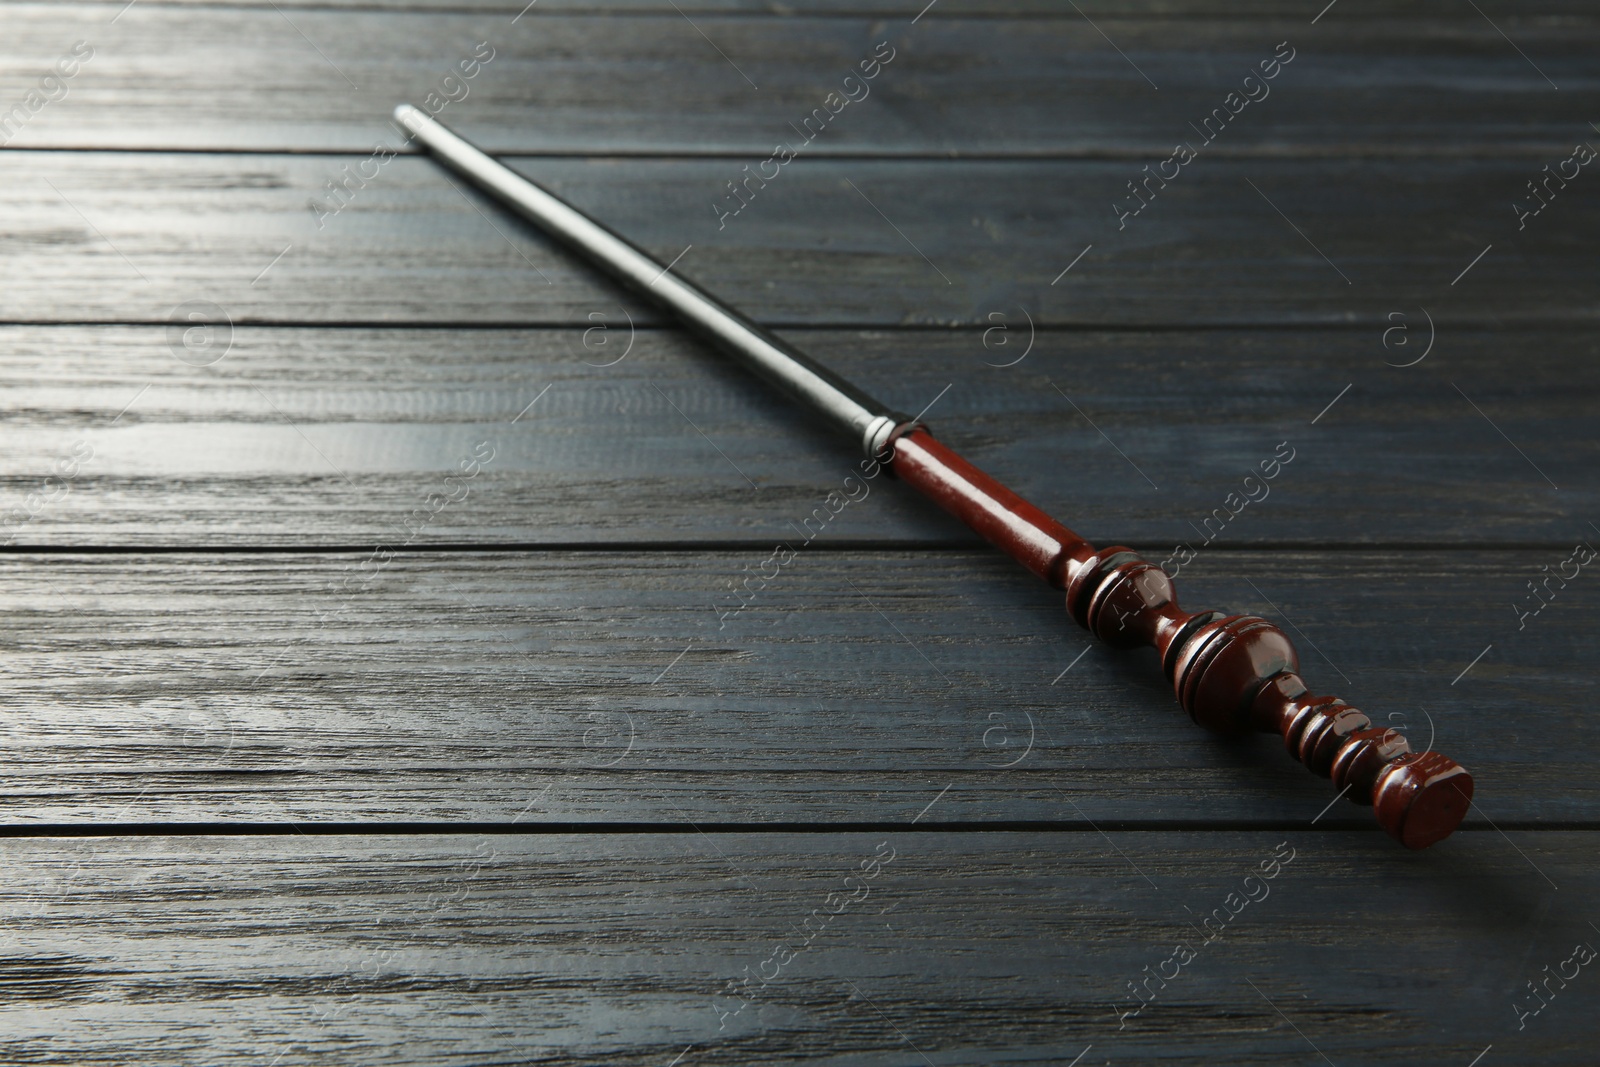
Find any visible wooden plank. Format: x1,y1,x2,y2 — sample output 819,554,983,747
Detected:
60,1,1600,13
2,6,1596,153
0,830,1591,1064
0,549,1588,824
0,153,1595,328
0,324,1590,546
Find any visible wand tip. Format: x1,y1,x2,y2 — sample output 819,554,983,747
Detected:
393,102,424,131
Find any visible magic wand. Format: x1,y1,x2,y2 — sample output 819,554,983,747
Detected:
395,103,1473,849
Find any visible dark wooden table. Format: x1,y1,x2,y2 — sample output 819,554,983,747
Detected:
2,1,1595,1063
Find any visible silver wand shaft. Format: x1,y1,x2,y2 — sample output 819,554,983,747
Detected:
393,104,902,457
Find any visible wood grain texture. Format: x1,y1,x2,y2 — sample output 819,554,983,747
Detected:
1,1,1595,1061
44,1,1597,13
1,325,1589,545
0,831,1591,1065
2,6,1596,154
0,550,1588,824
0,153,1594,327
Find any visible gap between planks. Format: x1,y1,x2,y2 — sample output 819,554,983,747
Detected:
0,821,1593,837
0,542,1590,554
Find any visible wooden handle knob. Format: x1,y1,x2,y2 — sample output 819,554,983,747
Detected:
1066,546,1473,849
888,426,1473,849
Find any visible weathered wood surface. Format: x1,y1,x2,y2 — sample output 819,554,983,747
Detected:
3,6,1595,154
1,324,1589,545
0,550,1586,824
1,0,1594,1061
58,0,1600,13
0,153,1594,327
0,831,1591,1065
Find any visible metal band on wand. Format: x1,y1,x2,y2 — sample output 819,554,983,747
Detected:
395,103,1474,849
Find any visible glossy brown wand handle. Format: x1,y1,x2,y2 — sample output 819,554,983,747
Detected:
889,426,1473,849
